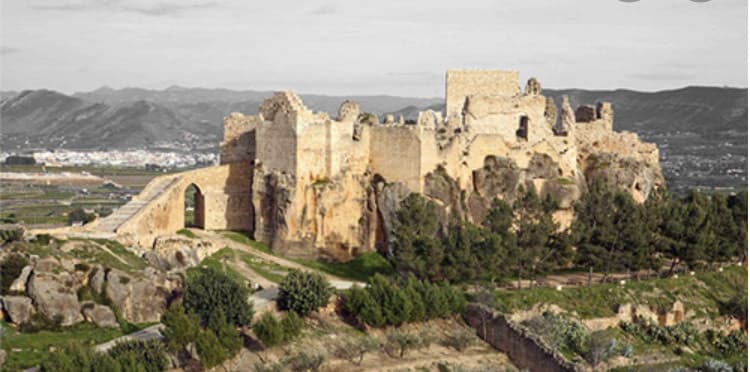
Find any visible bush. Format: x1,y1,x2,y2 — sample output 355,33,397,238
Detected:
196,329,228,369
0,228,23,243
280,311,304,341
39,341,168,372
277,269,333,317
619,319,698,346
341,274,465,328
384,329,431,358
284,351,326,372
522,312,588,356
333,335,380,365
442,328,476,351
74,263,91,272
253,312,285,347
160,302,200,353
68,208,95,225
0,253,29,294
208,309,243,357
584,331,619,366
108,339,168,372
184,266,254,326
35,233,53,245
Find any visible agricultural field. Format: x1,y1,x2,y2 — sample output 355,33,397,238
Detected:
0,165,189,227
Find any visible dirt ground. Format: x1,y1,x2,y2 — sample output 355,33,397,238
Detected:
227,314,517,372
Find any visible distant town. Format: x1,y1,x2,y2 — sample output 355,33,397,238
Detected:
0,150,218,169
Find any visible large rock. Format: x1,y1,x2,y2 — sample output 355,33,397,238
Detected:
83,304,118,328
105,268,180,323
147,236,218,271
8,265,33,293
27,259,84,326
1,296,35,324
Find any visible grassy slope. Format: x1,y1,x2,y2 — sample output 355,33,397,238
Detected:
221,230,393,282
495,266,747,319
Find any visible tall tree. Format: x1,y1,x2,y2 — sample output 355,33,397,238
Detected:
390,194,444,280
512,187,560,288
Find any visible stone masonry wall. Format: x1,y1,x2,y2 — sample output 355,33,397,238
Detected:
446,69,521,118
463,303,581,372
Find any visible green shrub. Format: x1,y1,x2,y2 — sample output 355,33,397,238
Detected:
280,311,304,342
108,339,168,372
34,233,53,245
160,302,200,353
208,309,243,357
184,266,254,326
522,312,589,356
39,342,97,372
68,208,95,225
333,335,380,366
384,329,431,358
0,253,29,294
277,269,332,317
0,228,23,243
341,275,465,328
196,329,228,369
284,351,326,372
442,328,476,351
253,312,285,347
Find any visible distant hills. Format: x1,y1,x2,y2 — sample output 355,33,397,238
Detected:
0,85,746,191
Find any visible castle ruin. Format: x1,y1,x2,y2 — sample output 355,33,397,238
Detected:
94,70,664,260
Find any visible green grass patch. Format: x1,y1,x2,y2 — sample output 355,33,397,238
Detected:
222,231,273,254
1,321,124,371
235,250,288,283
191,246,246,284
294,252,394,282
176,229,198,239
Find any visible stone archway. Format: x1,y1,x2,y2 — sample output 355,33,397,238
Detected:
184,183,205,229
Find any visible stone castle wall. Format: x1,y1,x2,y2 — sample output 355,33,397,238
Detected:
445,69,521,118
109,70,664,259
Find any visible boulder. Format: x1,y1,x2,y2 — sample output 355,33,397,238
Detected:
27,260,84,326
106,268,180,323
83,304,118,328
8,265,33,293
147,236,218,271
89,266,106,294
1,296,35,324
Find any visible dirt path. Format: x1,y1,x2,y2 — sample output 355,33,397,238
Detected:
192,230,360,289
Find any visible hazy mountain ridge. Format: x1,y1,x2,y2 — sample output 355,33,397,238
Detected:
1,86,746,191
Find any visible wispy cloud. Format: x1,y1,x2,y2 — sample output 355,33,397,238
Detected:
0,47,21,55
31,0,219,16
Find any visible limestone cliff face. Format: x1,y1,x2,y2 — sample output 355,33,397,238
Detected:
219,70,664,260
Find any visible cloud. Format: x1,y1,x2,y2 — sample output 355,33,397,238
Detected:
309,4,336,15
0,47,21,55
31,0,219,16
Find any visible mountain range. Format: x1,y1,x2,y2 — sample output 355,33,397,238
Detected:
0,85,746,191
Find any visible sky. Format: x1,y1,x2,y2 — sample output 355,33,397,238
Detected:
0,0,747,97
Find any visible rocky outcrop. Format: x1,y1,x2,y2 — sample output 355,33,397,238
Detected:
8,265,32,293
2,296,35,324
27,258,84,326
83,304,119,328
147,235,218,271
105,268,180,324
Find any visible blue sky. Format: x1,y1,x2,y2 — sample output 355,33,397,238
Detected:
1,0,747,96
